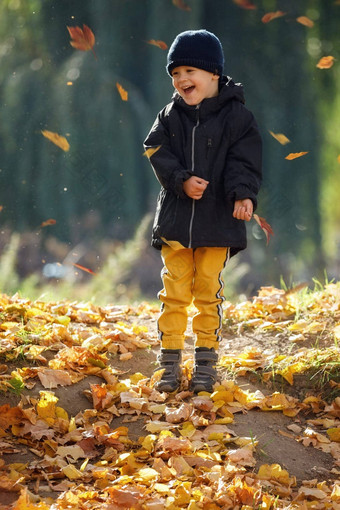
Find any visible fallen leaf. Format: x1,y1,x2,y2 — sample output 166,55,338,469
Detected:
40,218,56,228
0,405,24,429
232,0,256,9
41,130,70,152
172,0,191,11
120,352,133,361
73,263,96,275
147,39,168,50
296,16,314,28
38,369,73,388
316,56,335,69
327,428,340,442
262,11,286,23
165,403,192,423
269,130,290,145
285,151,308,160
253,214,274,245
116,82,128,101
67,24,97,59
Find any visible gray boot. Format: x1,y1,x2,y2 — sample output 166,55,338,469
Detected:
190,347,218,393
155,349,182,393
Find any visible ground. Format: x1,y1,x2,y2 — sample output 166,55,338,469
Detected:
0,286,339,508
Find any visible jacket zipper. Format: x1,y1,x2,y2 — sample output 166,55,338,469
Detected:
188,105,200,248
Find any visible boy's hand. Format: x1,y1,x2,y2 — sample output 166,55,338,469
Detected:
233,198,253,221
183,176,209,200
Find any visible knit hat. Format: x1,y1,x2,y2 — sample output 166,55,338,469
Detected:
166,29,224,76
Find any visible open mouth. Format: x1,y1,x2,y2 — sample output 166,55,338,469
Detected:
183,85,195,94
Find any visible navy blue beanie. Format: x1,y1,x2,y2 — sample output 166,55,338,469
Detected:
167,29,225,76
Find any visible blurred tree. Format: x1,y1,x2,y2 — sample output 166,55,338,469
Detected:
0,0,339,287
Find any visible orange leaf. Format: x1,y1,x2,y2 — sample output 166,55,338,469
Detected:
0,205,3,212
285,151,308,160
253,214,274,245
67,24,97,59
116,82,128,101
232,0,256,9
41,130,70,152
269,131,290,145
172,0,191,11
262,11,286,23
40,218,56,228
73,263,96,275
296,16,314,28
147,39,168,50
0,405,24,429
316,56,335,69
337,155,340,164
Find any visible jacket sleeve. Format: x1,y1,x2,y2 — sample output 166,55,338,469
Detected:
144,108,192,199
224,108,262,210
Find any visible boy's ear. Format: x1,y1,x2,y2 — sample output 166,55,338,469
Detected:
212,73,220,80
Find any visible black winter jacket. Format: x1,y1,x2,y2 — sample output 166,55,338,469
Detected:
144,76,262,256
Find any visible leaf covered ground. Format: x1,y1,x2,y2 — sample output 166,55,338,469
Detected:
0,283,340,509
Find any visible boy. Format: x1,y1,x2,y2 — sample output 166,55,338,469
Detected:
144,29,262,393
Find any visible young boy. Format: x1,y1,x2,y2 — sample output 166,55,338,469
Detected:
144,29,262,393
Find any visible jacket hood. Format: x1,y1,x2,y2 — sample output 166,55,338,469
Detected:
172,75,245,116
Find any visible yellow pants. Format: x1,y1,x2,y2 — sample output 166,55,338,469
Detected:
158,245,230,350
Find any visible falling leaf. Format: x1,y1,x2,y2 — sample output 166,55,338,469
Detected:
262,11,286,23
143,146,161,159
116,82,128,101
269,131,290,145
40,218,56,228
0,205,3,212
41,130,70,152
317,56,335,69
232,0,256,9
337,155,340,163
73,263,96,275
67,24,97,59
172,0,191,11
285,151,308,160
296,16,314,28
147,39,168,50
253,214,274,245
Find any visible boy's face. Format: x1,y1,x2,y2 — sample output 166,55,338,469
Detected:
171,66,219,106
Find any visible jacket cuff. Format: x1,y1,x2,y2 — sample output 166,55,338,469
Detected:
170,170,192,198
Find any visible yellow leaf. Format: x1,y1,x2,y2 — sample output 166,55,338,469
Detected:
285,151,308,160
142,434,157,453
41,130,70,151
37,391,58,424
55,315,71,326
179,421,196,438
268,130,290,145
143,145,161,159
211,390,233,403
327,428,340,442
55,406,68,421
130,372,146,384
257,463,293,485
135,467,159,482
116,82,128,101
331,484,340,501
62,464,83,480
